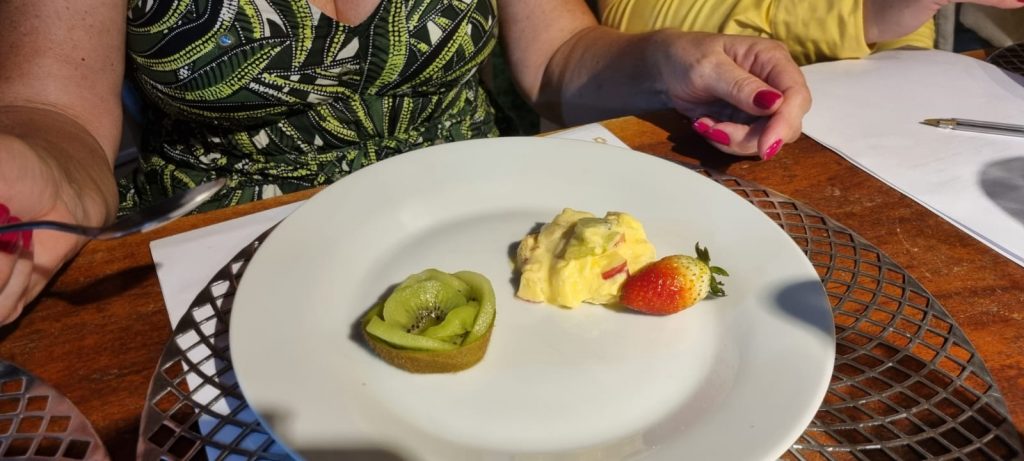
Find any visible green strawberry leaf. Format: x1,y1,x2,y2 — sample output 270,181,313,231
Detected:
708,279,726,297
693,242,727,298
694,242,711,265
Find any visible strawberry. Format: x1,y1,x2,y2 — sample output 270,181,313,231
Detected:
619,243,728,315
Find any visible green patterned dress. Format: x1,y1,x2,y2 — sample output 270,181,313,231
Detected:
120,0,499,213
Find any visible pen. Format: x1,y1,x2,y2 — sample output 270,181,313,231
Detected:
921,118,1024,138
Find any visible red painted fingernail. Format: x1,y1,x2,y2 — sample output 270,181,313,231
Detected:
0,217,20,254
21,226,32,250
753,90,782,110
692,119,711,134
0,205,14,253
763,139,782,160
701,128,731,146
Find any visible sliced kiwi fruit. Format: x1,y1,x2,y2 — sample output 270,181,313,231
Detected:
382,279,468,333
362,269,496,373
393,268,472,297
421,302,479,341
453,270,495,343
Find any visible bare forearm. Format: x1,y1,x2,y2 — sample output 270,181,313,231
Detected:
863,0,1022,46
536,27,669,126
497,1,669,126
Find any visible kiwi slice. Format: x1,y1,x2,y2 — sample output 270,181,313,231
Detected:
382,279,468,334
362,269,496,373
394,268,472,297
422,302,480,341
452,270,495,343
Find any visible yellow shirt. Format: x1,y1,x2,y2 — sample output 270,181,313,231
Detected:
598,0,934,65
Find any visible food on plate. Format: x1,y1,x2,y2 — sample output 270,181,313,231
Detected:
619,243,728,315
362,269,496,373
515,208,656,308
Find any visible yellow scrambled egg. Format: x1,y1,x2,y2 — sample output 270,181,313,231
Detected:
515,208,656,308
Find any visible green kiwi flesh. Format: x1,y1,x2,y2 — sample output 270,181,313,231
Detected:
395,268,472,296
382,279,467,334
365,311,459,351
452,270,495,344
422,302,480,341
362,269,496,373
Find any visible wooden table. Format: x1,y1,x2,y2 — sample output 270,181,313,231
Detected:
1,112,1021,460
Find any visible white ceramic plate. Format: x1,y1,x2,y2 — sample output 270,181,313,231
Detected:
231,137,835,460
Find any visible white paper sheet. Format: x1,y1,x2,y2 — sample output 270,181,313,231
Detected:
801,50,1024,267
149,202,303,326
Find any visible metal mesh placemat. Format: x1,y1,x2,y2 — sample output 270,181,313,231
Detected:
0,361,110,460
137,167,1022,460
988,42,1024,77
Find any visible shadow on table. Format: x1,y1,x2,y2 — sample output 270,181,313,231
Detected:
0,264,152,341
634,111,755,171
49,264,153,305
0,307,31,342
979,156,1024,227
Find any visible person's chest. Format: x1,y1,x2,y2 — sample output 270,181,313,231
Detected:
306,0,380,27
124,0,499,122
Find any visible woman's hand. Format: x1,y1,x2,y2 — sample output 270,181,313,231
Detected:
0,204,33,325
0,132,110,325
0,160,64,325
863,0,1024,45
500,1,811,159
651,31,811,159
